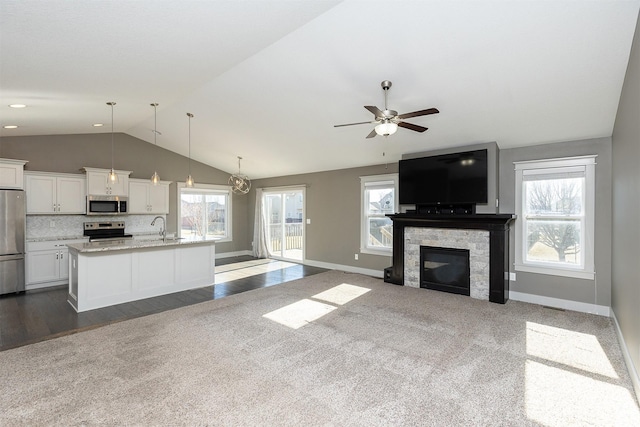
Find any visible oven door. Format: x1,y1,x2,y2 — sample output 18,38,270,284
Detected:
87,196,121,215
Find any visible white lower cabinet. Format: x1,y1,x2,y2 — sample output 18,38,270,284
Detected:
26,239,87,289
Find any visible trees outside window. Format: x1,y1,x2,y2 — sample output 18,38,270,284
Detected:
515,156,595,280
180,185,231,241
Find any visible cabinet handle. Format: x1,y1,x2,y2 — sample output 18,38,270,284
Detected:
60,252,64,260
56,252,59,260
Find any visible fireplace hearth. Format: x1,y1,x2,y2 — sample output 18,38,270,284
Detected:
420,246,470,296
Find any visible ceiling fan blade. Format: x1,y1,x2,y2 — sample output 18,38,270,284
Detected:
364,105,384,118
398,121,428,133
366,129,377,139
334,120,377,128
396,108,439,120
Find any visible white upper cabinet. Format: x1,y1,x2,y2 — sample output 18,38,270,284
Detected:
83,167,131,196
0,158,28,189
128,178,170,214
25,172,86,214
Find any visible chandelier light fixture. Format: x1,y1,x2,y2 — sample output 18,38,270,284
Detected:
229,156,251,195
106,102,118,183
185,113,194,188
150,103,160,185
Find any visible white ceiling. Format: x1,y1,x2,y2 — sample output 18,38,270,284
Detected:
1,0,638,179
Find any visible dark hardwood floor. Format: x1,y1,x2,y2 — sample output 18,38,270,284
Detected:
0,256,327,352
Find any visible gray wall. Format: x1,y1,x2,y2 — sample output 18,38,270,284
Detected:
0,133,251,254
499,137,612,306
612,11,640,396
251,163,398,272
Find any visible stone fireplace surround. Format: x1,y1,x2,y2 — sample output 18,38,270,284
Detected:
406,227,490,299
385,213,516,303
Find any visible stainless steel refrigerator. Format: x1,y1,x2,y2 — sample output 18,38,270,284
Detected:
0,189,25,295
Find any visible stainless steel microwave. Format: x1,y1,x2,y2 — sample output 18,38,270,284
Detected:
86,195,128,215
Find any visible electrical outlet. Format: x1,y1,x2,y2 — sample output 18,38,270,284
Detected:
510,272,516,281
354,254,358,260
306,218,311,224
49,221,55,228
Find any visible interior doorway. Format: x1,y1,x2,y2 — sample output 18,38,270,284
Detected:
263,188,305,261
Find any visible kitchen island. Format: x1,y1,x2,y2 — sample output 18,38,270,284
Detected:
67,237,216,312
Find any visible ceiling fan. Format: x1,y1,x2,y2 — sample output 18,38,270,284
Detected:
334,80,439,138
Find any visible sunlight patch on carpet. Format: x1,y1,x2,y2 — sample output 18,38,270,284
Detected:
312,283,371,305
215,260,298,284
263,299,336,329
526,322,617,378
524,360,640,426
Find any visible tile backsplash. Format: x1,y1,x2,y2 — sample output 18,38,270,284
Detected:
26,214,165,239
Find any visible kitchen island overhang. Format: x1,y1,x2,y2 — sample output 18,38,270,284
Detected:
67,238,216,313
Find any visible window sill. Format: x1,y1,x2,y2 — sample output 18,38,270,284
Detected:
360,247,392,257
515,263,595,280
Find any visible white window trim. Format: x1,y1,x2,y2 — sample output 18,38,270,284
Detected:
177,182,232,243
360,173,398,256
514,155,596,280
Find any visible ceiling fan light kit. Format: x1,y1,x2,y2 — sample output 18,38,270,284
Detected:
334,80,439,138
375,120,398,136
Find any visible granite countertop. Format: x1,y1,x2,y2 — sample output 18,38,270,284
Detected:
27,235,88,242
67,236,218,253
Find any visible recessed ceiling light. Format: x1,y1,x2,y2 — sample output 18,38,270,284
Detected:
8,104,27,108
93,123,104,127
3,125,18,129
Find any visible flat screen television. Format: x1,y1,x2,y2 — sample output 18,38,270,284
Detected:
399,149,488,206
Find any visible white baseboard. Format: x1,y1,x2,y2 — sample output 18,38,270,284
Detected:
304,259,384,278
215,250,253,260
509,291,610,316
611,309,640,405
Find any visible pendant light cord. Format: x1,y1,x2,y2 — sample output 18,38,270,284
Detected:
107,102,116,171
111,104,114,168
187,113,193,176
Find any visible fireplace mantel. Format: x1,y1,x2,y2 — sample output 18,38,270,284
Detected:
385,213,516,303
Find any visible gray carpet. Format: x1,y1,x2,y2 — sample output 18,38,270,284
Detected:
1,270,638,426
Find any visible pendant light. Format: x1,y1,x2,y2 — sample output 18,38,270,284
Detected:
185,113,194,188
150,103,160,185
106,102,118,183
229,156,251,195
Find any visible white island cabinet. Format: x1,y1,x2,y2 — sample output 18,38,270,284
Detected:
67,238,215,312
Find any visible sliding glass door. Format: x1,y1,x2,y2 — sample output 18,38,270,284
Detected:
263,188,304,261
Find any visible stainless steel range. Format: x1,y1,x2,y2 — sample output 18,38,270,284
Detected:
83,221,132,242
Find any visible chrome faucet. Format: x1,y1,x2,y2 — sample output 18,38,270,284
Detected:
151,216,166,242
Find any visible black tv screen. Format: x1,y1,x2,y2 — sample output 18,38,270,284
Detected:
399,149,488,205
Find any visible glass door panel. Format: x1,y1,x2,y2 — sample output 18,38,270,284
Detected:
263,189,304,261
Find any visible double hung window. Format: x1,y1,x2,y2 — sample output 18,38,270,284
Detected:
360,174,398,255
514,156,596,279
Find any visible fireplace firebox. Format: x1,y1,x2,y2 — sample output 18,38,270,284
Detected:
420,246,470,296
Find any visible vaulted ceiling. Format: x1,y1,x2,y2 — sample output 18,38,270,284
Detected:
1,1,638,178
